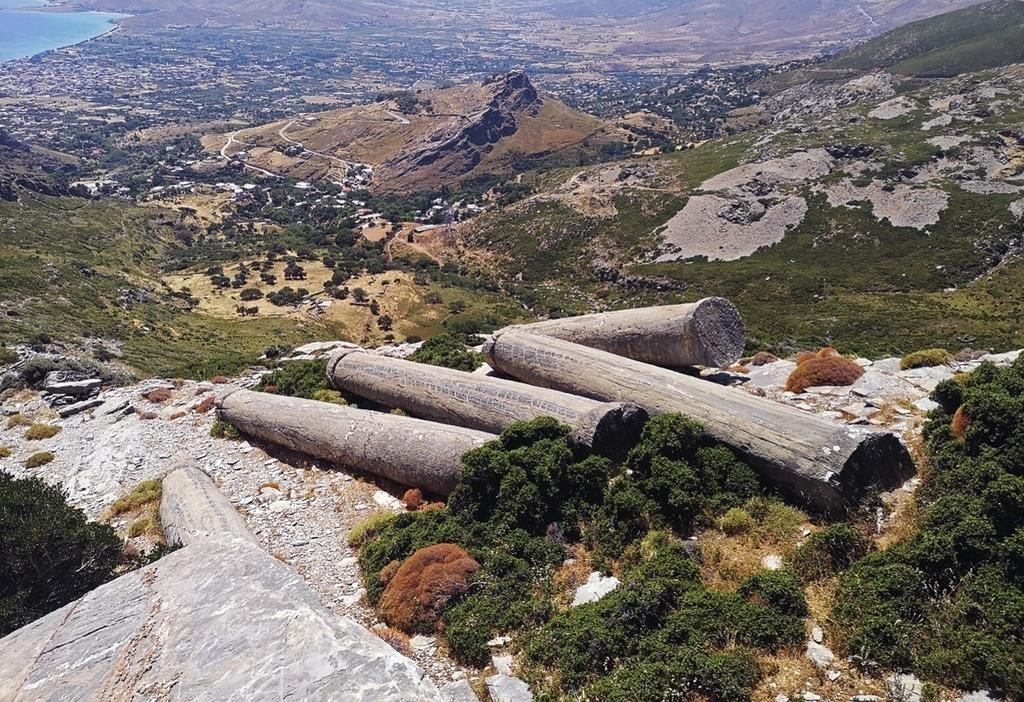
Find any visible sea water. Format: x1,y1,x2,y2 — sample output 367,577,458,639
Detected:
0,0,125,62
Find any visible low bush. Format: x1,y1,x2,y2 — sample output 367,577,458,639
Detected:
590,415,761,557
379,543,480,633
209,420,241,440
355,414,786,693
255,360,328,399
0,347,17,366
409,333,482,372
25,451,54,468
0,446,9,458
521,543,806,698
901,348,952,371
785,348,864,393
749,351,779,366
791,523,872,581
0,472,122,636
24,423,60,441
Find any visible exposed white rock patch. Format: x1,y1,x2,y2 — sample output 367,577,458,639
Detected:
820,179,949,230
921,114,953,130
700,149,833,191
572,571,621,606
926,134,970,150
868,96,917,120
656,194,807,261
960,180,1022,195
1011,198,1024,220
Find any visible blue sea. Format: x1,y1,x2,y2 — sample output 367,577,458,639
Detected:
0,0,125,63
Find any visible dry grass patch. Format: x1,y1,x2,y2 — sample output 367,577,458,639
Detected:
699,498,808,589
374,627,412,656
0,446,10,458
24,423,61,441
6,414,32,429
107,478,163,518
25,451,54,468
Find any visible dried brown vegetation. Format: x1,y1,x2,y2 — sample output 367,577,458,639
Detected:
379,543,480,633
785,348,864,393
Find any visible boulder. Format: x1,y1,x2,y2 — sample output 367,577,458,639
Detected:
486,674,533,702
44,377,101,397
57,397,104,418
440,680,479,702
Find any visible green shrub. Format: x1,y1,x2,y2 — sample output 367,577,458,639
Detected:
209,420,241,440
255,359,328,399
448,417,611,540
901,348,952,370
791,523,871,581
25,452,54,468
24,423,61,441
0,347,17,366
592,415,761,556
737,569,808,617
408,333,482,372
832,356,1024,695
0,472,123,635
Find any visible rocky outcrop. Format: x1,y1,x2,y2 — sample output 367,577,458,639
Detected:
381,71,542,184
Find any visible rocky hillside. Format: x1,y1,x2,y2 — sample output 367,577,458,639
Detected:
203,71,616,193
459,62,1024,356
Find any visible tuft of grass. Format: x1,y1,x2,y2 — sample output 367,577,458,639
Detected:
6,414,32,429
107,478,163,518
210,420,241,440
901,348,952,370
128,512,161,539
312,389,348,405
719,507,756,535
25,451,54,468
24,423,61,441
347,512,398,548
0,446,10,458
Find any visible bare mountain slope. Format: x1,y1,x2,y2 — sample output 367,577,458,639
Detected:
205,71,614,192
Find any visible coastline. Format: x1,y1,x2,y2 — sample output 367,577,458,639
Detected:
0,1,128,63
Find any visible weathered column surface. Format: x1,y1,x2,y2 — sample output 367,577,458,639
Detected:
509,298,746,368
327,348,646,453
160,465,257,547
484,331,914,512
216,388,495,495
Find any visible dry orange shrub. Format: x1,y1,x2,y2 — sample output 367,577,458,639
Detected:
951,405,970,440
750,351,779,366
785,348,864,393
402,488,424,510
379,543,480,633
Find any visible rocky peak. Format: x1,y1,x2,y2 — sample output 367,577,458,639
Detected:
483,70,541,115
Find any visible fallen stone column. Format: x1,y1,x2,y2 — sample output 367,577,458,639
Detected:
160,465,257,547
484,331,915,513
509,298,746,368
0,538,443,702
216,388,495,495
327,348,646,453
